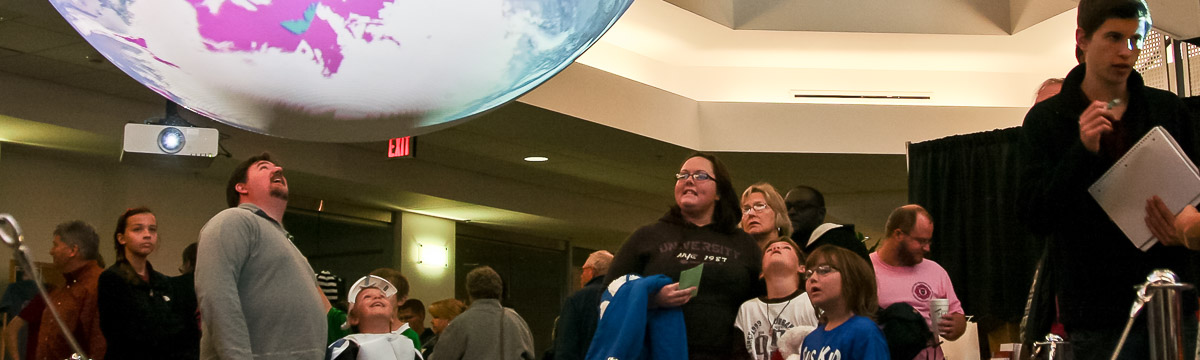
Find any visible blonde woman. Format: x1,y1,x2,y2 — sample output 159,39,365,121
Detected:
422,298,466,359
740,182,793,250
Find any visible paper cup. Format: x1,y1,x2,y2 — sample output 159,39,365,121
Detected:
930,298,949,335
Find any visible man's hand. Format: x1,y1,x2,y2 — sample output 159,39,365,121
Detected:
652,282,693,308
1146,196,1186,246
1079,100,1117,153
1179,206,1200,250
937,313,967,341
1147,197,1200,249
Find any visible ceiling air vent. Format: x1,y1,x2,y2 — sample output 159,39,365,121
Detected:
790,90,932,100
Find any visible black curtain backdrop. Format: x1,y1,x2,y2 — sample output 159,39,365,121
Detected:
908,127,1043,326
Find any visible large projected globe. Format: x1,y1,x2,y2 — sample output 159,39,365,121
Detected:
48,0,632,142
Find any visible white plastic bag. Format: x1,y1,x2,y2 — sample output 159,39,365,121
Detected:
941,320,981,360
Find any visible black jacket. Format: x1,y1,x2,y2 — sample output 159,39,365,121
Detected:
551,276,606,360
1018,64,1200,329
97,260,197,360
605,211,762,358
169,272,201,358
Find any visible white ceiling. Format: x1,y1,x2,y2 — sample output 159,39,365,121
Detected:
583,0,1079,102
664,0,1076,35
0,0,1092,248
511,0,1083,155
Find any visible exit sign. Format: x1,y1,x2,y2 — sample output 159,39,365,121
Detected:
388,136,415,158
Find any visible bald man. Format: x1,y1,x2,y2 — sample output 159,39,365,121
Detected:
551,251,614,360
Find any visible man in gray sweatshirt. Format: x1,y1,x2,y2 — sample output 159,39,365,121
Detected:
197,152,325,359
431,266,535,360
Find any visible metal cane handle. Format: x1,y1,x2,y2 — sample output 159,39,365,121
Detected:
0,214,22,247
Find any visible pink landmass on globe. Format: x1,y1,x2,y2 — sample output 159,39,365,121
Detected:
187,0,393,76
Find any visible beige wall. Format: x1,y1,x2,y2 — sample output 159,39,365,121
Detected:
0,144,227,288
396,212,456,319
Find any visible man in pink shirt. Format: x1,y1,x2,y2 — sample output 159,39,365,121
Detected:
872,205,966,360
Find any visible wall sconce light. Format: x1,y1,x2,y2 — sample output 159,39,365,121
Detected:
418,243,449,268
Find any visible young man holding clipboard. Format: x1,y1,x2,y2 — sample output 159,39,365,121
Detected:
1018,0,1200,358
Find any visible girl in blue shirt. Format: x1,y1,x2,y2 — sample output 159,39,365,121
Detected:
799,245,890,360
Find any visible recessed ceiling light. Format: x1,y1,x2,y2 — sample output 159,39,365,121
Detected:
524,156,549,162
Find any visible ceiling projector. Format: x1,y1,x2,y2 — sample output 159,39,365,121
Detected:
122,123,218,168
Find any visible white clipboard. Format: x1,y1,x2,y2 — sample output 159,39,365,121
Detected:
1088,126,1200,251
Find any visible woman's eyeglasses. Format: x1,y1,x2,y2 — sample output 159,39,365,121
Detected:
741,203,769,214
675,172,714,182
805,264,839,279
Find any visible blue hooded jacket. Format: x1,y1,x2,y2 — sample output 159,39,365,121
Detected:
585,274,687,360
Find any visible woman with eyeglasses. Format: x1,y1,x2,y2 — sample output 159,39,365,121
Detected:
739,183,793,250
798,245,889,360
97,207,198,360
605,152,762,360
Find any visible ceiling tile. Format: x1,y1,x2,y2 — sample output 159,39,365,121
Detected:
0,54,92,81
0,5,22,23
34,42,116,71
0,46,19,59
17,13,77,36
1,0,79,35
0,21,81,53
52,70,161,103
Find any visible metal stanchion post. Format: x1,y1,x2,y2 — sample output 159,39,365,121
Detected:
1111,269,1193,360
1147,280,1193,360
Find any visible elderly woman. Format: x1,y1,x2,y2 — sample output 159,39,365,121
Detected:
740,182,794,250
422,298,466,359
605,152,763,360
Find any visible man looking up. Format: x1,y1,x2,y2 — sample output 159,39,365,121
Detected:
784,186,870,262
197,153,326,359
872,205,965,360
1018,0,1200,358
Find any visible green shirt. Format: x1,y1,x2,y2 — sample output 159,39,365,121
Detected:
326,308,422,348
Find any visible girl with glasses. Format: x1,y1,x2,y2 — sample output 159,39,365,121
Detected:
797,245,888,360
